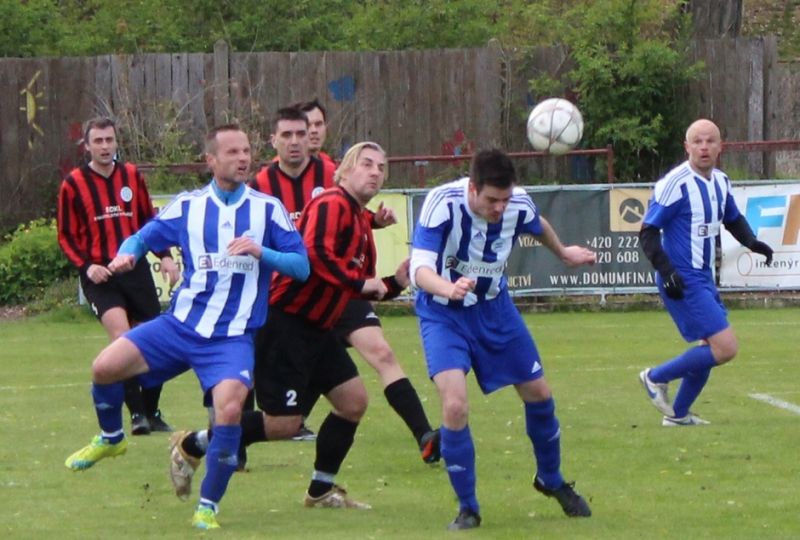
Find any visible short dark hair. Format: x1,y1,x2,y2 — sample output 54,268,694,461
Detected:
272,106,308,132
83,117,116,144
205,123,243,154
470,149,517,192
292,98,327,122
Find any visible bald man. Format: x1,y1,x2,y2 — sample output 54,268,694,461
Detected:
637,119,773,426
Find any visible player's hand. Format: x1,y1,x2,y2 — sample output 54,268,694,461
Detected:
750,240,773,266
87,263,113,283
106,256,135,276
394,258,411,288
448,277,476,301
561,245,597,267
362,277,389,300
160,255,180,287
227,236,261,259
660,269,685,300
373,202,397,228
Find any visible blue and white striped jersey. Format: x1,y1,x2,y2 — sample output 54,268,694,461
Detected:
138,183,304,338
412,177,542,306
643,161,741,274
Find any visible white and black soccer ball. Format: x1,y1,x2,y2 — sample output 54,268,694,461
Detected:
526,98,584,155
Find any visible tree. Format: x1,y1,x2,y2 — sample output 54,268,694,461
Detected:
343,0,505,50
0,0,64,57
525,0,703,181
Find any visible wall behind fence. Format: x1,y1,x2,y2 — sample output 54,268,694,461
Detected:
3,36,799,232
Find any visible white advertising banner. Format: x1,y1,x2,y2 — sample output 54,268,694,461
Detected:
720,184,800,289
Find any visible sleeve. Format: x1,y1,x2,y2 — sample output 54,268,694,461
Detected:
367,209,383,229
721,176,742,225
412,188,451,252
56,178,91,273
380,276,405,300
642,179,683,229
517,191,543,236
136,195,185,253
133,167,171,259
262,201,309,280
304,197,366,294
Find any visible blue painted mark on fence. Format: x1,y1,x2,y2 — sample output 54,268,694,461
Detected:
328,76,355,102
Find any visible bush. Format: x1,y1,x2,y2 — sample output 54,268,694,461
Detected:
525,0,703,182
0,218,73,305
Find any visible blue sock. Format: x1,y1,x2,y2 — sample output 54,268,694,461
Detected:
525,398,563,489
649,345,717,383
440,425,479,514
92,383,124,443
672,367,712,418
200,424,241,507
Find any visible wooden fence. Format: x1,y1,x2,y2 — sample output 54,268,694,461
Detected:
1,36,798,231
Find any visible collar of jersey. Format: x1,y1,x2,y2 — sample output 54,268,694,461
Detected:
211,179,246,206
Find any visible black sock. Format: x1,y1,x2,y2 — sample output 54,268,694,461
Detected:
123,378,145,417
384,378,432,443
308,479,334,498
311,412,358,488
141,384,163,417
240,410,268,446
181,432,206,459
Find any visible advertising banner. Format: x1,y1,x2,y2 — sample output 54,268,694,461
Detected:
720,184,800,288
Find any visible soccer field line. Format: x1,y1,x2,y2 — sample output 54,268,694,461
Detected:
748,393,800,415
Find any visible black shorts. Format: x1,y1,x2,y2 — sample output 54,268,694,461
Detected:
254,309,359,416
332,299,382,343
80,258,160,323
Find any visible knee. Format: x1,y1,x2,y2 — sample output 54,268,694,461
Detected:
337,387,368,422
362,340,398,372
711,339,738,365
91,354,117,384
441,394,468,428
215,400,244,425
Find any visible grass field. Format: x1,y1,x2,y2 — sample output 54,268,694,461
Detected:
1,306,799,539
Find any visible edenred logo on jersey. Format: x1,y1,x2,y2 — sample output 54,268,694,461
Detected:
445,256,505,277
197,254,256,273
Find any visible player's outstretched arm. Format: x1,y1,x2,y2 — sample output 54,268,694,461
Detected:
536,217,597,267
108,254,136,274
639,224,684,299
725,215,773,266
108,233,149,275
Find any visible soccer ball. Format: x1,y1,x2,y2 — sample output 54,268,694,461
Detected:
526,98,584,155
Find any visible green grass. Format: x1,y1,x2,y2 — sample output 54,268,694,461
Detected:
2,308,799,539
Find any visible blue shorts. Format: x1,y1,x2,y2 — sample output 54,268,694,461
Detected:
416,291,543,394
658,271,729,342
126,313,254,394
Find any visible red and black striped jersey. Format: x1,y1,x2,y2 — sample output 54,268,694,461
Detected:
57,162,158,273
250,156,335,224
270,186,379,329
317,151,337,170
